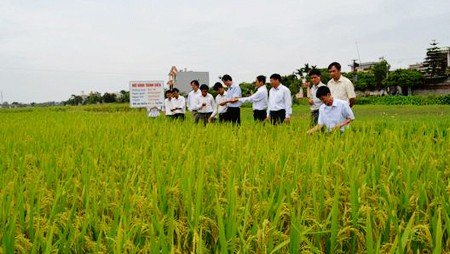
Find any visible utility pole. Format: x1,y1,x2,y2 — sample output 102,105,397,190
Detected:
355,41,362,65
1,91,3,105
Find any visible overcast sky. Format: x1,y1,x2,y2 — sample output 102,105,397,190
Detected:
1,0,449,103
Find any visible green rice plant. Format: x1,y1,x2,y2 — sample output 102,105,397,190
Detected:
1,105,450,253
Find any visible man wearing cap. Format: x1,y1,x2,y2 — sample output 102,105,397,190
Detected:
232,75,268,122
327,62,356,107
210,82,228,123
266,73,292,125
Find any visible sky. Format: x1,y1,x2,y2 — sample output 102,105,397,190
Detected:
1,0,449,103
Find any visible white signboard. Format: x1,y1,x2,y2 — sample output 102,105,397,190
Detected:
129,81,164,108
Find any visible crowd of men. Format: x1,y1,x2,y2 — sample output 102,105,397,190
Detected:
152,62,356,133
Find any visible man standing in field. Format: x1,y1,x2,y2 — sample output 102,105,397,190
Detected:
170,88,186,120
327,62,356,107
266,73,292,125
221,74,242,125
304,69,326,126
210,82,228,123
233,75,268,122
307,86,355,134
193,84,215,126
164,89,174,119
187,80,201,122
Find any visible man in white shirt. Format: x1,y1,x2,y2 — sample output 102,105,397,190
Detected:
222,74,242,125
307,86,355,134
305,69,326,126
164,90,174,119
234,75,268,122
187,80,201,122
170,88,186,120
327,62,356,107
210,82,228,123
193,84,215,126
267,73,292,125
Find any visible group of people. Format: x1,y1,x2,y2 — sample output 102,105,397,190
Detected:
153,62,356,133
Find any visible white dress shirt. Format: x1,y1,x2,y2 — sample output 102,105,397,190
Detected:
310,82,326,111
267,84,292,118
164,98,173,116
239,85,268,110
327,75,356,103
211,92,227,118
187,89,201,111
318,98,355,132
225,82,242,108
171,96,186,114
194,93,216,113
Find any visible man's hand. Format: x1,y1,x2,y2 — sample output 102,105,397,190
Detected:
308,99,314,105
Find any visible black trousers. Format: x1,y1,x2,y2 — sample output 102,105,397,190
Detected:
218,112,227,123
196,112,212,126
226,107,241,125
270,109,286,125
311,110,319,126
173,113,185,120
253,109,266,122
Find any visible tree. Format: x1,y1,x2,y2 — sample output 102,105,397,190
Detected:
383,69,424,95
318,68,331,84
117,90,130,103
102,92,117,103
86,92,102,104
295,63,317,79
65,94,83,105
281,73,300,97
238,82,257,97
371,60,390,88
345,72,376,91
422,40,447,80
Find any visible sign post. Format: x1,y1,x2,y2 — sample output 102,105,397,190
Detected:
129,81,164,108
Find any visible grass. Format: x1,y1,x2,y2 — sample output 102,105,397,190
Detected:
0,104,449,253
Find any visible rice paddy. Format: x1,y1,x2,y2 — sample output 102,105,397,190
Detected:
1,104,449,253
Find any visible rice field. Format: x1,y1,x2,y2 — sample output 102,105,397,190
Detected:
1,104,450,253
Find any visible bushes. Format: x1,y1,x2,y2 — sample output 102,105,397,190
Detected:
356,95,450,105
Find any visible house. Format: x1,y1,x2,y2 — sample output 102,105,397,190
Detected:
168,66,209,93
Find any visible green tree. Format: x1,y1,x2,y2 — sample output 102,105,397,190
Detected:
371,60,390,88
318,68,331,84
65,94,83,105
345,72,376,91
239,82,257,97
102,93,117,103
383,69,424,95
281,73,300,96
86,92,102,104
422,40,447,80
117,90,130,103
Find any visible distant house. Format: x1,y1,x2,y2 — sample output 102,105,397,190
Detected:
173,69,210,93
348,61,379,72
